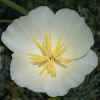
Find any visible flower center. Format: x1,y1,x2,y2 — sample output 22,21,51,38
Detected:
28,33,72,77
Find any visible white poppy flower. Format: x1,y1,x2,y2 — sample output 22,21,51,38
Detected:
1,6,98,97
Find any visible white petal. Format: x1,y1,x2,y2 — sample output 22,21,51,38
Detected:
51,8,94,59
28,6,54,34
1,6,54,52
1,16,38,52
10,53,46,92
44,50,97,97
67,50,98,76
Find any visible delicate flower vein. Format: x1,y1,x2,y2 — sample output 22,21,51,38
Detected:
28,33,72,77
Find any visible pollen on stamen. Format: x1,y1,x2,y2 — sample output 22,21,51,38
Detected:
28,33,72,77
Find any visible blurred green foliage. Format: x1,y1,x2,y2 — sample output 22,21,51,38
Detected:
0,0,100,100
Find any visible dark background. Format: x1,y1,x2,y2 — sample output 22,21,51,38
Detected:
0,0,100,100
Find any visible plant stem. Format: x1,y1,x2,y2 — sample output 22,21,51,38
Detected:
0,0,28,15
0,19,12,23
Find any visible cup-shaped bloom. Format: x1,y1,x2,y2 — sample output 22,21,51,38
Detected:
1,6,98,97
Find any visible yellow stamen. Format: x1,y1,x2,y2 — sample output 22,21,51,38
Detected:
28,33,72,77
47,59,56,76
28,53,48,60
31,59,46,64
45,33,52,53
50,59,56,76
57,45,67,56
55,56,72,64
32,38,48,56
40,63,48,75
53,37,62,57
